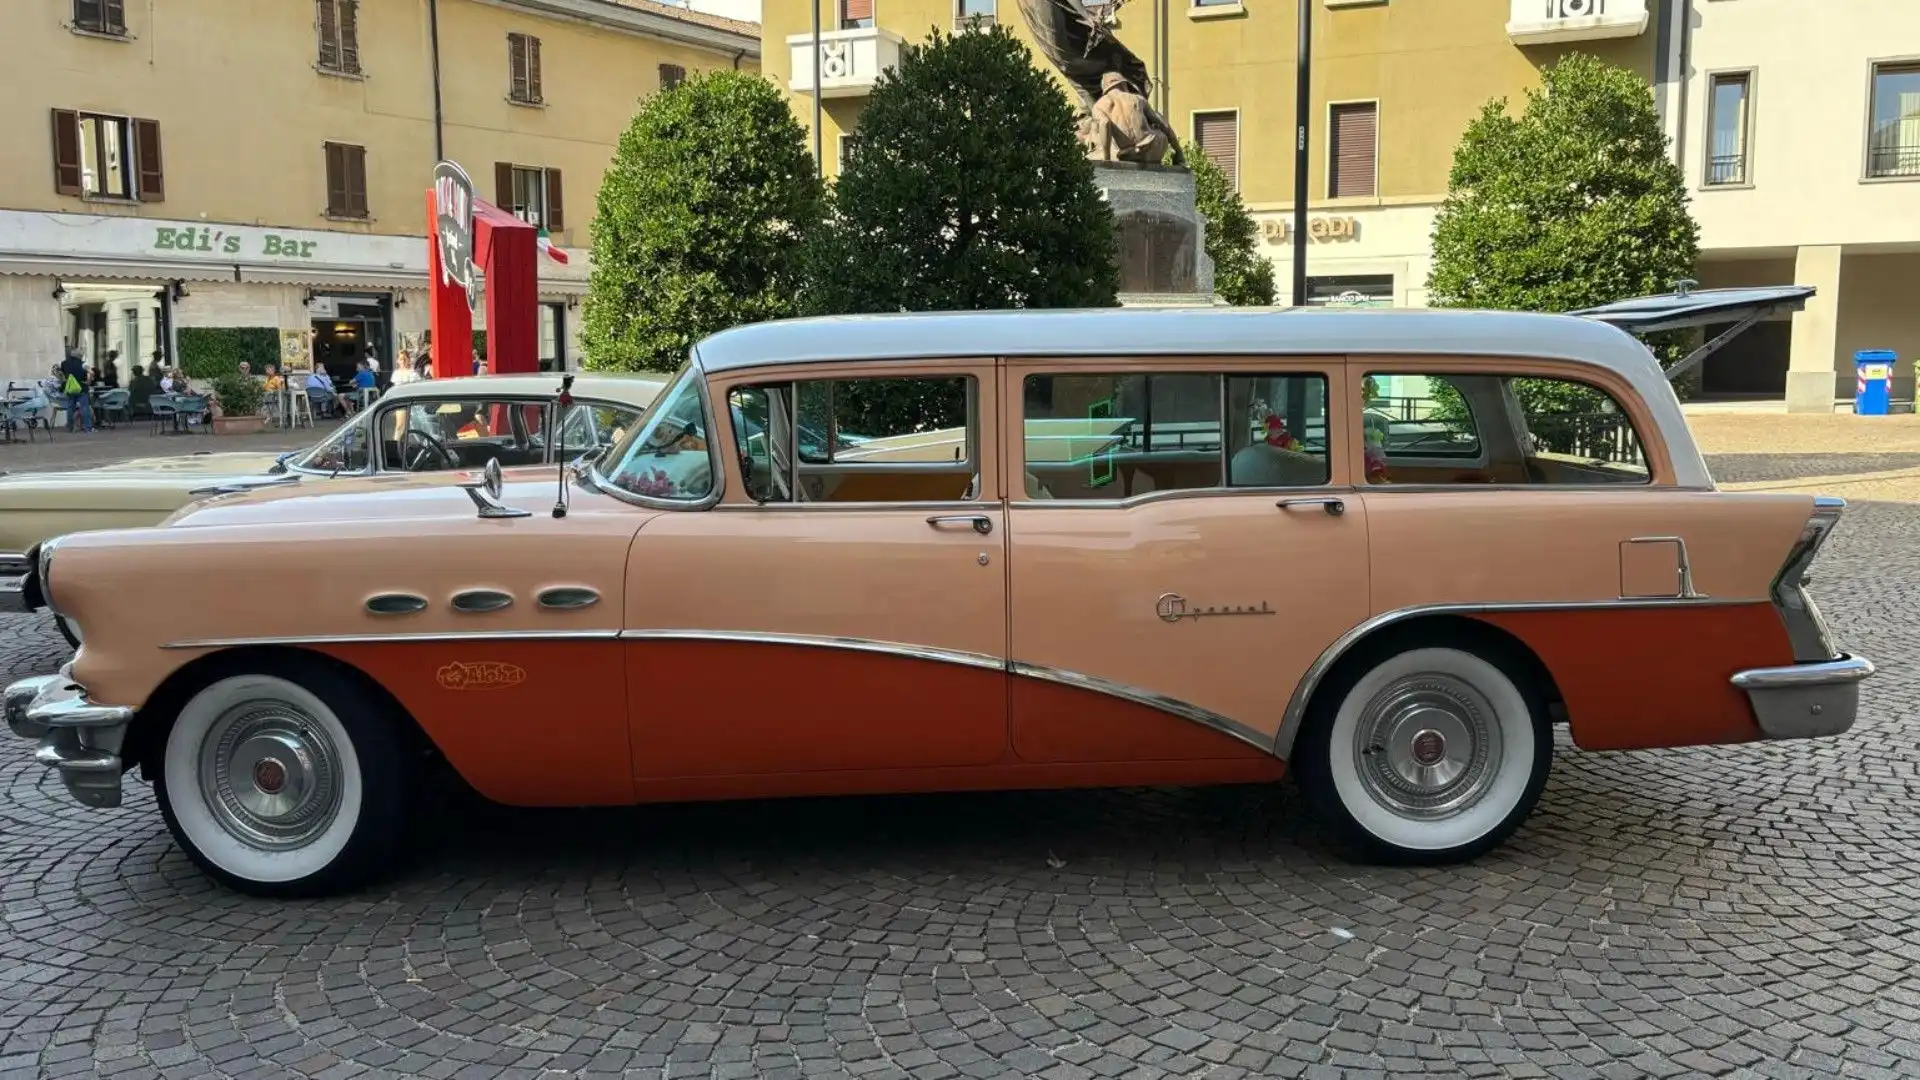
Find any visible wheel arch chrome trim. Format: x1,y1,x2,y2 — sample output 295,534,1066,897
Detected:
1273,597,1767,760
1008,662,1277,756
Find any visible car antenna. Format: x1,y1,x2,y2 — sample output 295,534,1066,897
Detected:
552,374,576,519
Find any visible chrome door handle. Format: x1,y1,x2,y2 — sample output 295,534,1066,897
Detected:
927,514,993,535
1277,497,1345,516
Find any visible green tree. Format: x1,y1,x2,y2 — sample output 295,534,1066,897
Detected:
583,70,823,374
1426,54,1701,418
803,26,1120,317
1188,149,1276,306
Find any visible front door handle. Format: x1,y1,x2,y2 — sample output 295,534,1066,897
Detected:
1278,497,1345,516
927,514,993,535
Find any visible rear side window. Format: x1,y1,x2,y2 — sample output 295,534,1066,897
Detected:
1362,371,1648,485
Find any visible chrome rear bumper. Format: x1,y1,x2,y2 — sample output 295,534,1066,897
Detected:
1731,654,1874,741
5,669,133,808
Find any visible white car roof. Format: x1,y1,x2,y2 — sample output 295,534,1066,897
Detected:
379,372,667,405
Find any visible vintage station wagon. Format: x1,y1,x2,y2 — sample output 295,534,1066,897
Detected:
4,307,1872,896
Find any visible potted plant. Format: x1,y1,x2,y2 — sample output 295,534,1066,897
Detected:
210,372,267,436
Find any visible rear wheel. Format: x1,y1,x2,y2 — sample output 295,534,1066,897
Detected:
154,660,415,897
1294,645,1550,864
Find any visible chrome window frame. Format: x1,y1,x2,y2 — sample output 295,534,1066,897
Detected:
590,358,727,512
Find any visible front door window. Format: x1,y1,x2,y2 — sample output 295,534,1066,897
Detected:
378,398,545,472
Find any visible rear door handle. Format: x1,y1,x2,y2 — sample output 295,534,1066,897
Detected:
1277,497,1345,516
927,514,993,535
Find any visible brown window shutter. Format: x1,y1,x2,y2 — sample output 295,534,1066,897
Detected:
317,0,339,68
1192,111,1238,189
842,0,873,24
325,142,346,215
51,109,83,196
134,118,164,202
543,168,564,232
73,0,102,30
527,36,542,102
338,1,360,74
508,34,529,101
1329,103,1377,199
659,63,686,89
495,162,515,208
346,144,368,217
102,0,126,31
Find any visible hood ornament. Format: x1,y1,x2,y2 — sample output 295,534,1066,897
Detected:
460,458,531,519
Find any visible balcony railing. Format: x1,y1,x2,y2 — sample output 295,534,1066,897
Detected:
1868,144,1920,180
1707,152,1748,187
1507,0,1650,45
787,27,907,99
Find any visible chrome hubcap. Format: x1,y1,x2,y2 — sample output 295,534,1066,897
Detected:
199,701,342,850
1354,674,1503,820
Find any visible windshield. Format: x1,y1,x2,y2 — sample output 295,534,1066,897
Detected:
287,415,368,474
596,364,715,503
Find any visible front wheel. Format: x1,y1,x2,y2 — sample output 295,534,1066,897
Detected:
1293,645,1551,864
154,662,416,897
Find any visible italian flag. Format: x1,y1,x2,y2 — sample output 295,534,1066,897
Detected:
537,226,570,265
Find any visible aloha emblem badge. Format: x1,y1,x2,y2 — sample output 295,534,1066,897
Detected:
436,660,527,691
1155,593,1277,624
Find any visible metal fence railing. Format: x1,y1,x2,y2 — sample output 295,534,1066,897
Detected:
1868,144,1920,179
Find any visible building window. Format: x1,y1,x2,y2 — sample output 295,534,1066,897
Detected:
1328,102,1378,198
51,110,161,202
1866,61,1920,180
324,142,369,219
316,0,362,76
837,135,861,171
1704,71,1752,186
659,63,687,90
496,163,564,232
71,0,127,35
1191,111,1238,189
839,0,874,29
508,32,544,105
955,0,996,28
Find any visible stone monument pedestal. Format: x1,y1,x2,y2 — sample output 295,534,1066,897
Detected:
1092,161,1221,307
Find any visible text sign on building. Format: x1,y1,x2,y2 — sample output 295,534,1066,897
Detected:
433,160,479,309
1260,216,1361,244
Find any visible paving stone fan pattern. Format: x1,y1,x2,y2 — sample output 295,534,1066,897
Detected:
2,502,1918,1080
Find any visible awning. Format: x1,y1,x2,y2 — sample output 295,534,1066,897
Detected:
0,253,236,283
1572,285,1814,333
237,265,429,290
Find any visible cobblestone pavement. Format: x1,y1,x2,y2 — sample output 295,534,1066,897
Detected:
1705,452,1920,484
1,502,1918,1080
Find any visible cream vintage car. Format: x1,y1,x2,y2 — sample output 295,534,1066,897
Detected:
4,306,1872,897
0,373,665,645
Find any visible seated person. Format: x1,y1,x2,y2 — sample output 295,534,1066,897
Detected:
1229,416,1329,487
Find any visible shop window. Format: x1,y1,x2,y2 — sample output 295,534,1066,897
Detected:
71,0,127,36
1866,61,1920,180
1360,372,1647,486
508,32,543,105
955,0,996,29
496,163,563,231
51,110,161,202
659,63,686,89
324,142,369,219
1328,102,1378,198
1191,111,1238,189
1705,71,1753,186
538,302,566,372
1306,274,1393,307
316,0,362,77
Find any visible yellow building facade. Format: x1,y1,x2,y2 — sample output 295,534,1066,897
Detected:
0,0,758,385
764,0,1673,305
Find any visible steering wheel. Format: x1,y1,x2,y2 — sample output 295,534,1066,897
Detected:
401,429,457,471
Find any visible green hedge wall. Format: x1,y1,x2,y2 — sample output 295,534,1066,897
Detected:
177,327,280,379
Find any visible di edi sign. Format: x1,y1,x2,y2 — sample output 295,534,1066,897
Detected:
433,161,479,310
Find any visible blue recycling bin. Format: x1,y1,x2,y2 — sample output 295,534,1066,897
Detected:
1855,350,1896,416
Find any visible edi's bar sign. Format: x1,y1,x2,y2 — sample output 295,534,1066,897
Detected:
433,160,479,309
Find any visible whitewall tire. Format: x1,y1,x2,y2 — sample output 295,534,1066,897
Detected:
154,663,414,897
1294,645,1551,864
55,615,81,649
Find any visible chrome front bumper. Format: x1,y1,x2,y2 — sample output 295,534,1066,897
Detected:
5,668,134,808
1731,654,1874,741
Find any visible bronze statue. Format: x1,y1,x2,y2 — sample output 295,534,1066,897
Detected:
1017,0,1185,166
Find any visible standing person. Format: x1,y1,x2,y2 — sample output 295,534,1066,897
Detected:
364,344,386,391
59,348,93,434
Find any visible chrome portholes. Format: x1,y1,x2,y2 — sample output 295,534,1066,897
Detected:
450,589,514,614
537,587,601,611
365,593,429,616
198,700,344,852
1351,673,1503,821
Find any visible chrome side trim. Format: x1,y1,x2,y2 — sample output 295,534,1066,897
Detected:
1273,597,1766,759
365,593,430,616
617,628,1007,672
1008,662,1278,756
538,587,602,610
1770,496,1845,663
161,629,621,649
451,589,515,613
